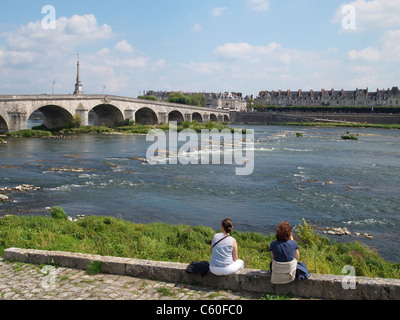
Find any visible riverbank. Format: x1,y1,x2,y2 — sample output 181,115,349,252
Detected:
4,121,243,139
0,214,398,280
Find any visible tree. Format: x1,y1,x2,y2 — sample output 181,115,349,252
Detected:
189,93,207,107
138,95,158,101
167,92,192,105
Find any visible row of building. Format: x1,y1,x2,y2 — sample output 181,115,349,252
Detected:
144,87,400,111
255,87,400,108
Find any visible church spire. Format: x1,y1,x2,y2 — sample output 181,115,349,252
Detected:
73,54,84,95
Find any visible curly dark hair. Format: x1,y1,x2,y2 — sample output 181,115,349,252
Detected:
276,221,292,242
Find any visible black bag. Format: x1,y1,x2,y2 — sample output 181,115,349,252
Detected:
186,261,210,276
296,262,311,280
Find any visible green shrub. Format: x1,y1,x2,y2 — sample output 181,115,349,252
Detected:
50,207,67,220
66,113,82,129
341,135,359,140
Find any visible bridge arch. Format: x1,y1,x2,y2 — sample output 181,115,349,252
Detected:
192,112,203,123
30,105,73,130
0,115,8,133
224,115,230,122
210,114,218,122
90,104,124,128
168,111,184,124
135,107,158,125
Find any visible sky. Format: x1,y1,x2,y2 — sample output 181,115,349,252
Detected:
0,0,399,97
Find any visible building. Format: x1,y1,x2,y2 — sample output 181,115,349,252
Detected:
255,87,400,108
204,92,247,111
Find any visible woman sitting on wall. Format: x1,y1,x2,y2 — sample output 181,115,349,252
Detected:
209,218,244,276
269,221,301,285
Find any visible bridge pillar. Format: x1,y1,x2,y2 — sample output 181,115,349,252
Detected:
124,109,135,123
184,114,192,122
203,114,210,122
75,108,89,126
8,112,27,132
218,115,224,122
158,112,167,124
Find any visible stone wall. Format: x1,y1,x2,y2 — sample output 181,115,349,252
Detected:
3,248,400,300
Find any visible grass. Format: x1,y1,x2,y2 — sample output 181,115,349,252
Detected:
86,261,102,275
6,129,53,138
0,215,399,279
7,122,245,138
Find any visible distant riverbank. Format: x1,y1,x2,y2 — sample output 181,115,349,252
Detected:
0,214,399,279
231,111,400,127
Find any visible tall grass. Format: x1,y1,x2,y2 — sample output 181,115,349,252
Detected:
0,215,398,279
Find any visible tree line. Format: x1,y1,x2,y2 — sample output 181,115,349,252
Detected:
138,92,207,107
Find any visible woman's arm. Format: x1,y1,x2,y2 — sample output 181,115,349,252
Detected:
294,249,300,260
232,239,239,261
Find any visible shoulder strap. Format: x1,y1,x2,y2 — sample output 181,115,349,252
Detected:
212,235,230,248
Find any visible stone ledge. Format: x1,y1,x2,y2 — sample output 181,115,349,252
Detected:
3,248,400,300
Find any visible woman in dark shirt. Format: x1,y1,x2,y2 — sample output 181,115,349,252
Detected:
270,221,300,263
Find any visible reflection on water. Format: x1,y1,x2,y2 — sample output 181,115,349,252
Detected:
1,124,400,262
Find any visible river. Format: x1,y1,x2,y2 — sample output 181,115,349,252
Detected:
1,123,400,263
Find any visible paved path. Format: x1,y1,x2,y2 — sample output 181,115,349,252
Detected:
0,259,262,301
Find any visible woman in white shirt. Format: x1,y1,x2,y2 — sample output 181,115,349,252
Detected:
209,218,244,276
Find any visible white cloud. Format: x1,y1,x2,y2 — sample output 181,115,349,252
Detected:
114,40,135,53
174,39,399,93
210,7,229,17
348,28,400,61
5,14,112,52
246,0,271,12
154,59,166,69
333,0,400,30
0,14,164,95
191,23,202,33
349,47,381,62
215,42,281,60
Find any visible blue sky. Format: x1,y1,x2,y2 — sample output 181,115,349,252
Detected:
0,0,399,96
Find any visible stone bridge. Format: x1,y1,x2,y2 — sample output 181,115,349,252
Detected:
0,95,231,133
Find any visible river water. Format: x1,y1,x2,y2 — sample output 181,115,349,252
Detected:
1,124,400,263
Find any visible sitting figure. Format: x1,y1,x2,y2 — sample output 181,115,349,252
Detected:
209,218,244,276
269,221,301,285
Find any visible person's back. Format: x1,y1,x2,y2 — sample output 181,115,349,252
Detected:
210,233,235,267
269,239,299,263
269,222,300,285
